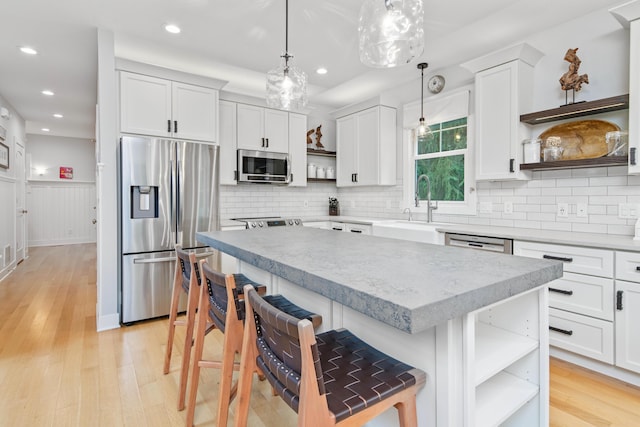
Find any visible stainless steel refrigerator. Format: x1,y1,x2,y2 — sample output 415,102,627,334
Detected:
120,135,219,324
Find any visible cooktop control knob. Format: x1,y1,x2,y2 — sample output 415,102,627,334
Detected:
288,219,293,225
250,222,257,228
294,219,301,225
258,221,264,227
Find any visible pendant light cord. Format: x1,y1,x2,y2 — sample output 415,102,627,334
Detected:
420,66,424,119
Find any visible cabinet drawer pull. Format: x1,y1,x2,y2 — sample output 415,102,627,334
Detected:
174,120,178,133
332,227,343,231
265,138,269,148
509,158,515,173
635,266,640,271
631,147,637,166
549,287,573,296
617,290,624,311
167,119,171,133
543,254,573,262
350,229,363,233
549,326,573,336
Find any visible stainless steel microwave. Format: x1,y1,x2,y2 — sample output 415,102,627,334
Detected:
237,149,290,184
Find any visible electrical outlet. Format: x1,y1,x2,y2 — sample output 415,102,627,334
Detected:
618,203,639,219
576,203,588,218
557,203,569,218
503,201,513,214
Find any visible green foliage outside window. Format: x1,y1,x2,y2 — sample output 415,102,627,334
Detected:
415,118,467,202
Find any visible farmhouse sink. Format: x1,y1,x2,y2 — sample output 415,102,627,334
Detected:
372,221,445,244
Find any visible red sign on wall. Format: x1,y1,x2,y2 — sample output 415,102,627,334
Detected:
59,167,73,179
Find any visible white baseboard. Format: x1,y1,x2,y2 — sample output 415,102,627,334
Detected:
551,347,640,387
29,238,97,247
97,312,120,332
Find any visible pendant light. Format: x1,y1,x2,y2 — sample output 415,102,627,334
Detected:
416,62,430,137
358,0,424,68
266,0,307,110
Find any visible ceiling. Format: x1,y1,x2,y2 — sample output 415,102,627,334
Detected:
0,0,626,140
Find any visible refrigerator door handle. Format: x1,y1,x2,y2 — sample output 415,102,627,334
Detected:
134,256,176,264
133,251,216,264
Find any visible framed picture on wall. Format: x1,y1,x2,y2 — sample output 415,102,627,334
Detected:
0,141,9,169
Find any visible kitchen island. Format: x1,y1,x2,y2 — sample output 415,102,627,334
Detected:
197,227,562,427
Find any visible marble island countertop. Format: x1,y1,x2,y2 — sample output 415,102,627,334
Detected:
197,227,562,333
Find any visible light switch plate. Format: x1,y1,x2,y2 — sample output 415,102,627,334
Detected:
557,203,569,218
503,201,513,214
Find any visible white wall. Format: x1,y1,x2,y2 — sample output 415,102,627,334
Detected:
0,93,26,281
27,134,95,181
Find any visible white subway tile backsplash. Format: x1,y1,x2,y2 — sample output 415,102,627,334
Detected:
572,168,608,178
540,222,572,231
538,170,572,179
608,166,629,176
556,178,589,187
540,187,572,196
608,225,634,236
572,186,607,196
589,214,627,225
589,176,628,187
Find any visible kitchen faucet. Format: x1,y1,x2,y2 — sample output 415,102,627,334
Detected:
402,207,412,221
415,174,438,222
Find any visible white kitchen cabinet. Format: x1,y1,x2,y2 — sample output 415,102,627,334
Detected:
237,104,289,153
610,4,640,174
120,71,218,142
474,60,534,181
288,112,307,187
219,100,237,185
514,241,615,364
336,106,396,187
302,221,331,230
615,251,640,374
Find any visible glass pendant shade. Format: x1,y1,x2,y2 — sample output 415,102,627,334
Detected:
359,0,424,68
415,62,431,137
266,54,308,110
416,117,430,137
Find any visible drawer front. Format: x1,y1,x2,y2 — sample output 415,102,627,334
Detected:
549,308,614,364
514,241,613,278
345,224,372,235
615,251,640,283
548,273,614,321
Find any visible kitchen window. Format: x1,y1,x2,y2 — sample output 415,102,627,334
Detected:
403,89,477,215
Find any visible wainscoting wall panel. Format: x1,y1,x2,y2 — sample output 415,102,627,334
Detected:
28,182,97,246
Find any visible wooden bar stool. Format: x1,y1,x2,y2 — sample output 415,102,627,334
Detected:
186,260,322,427
234,285,426,427
163,244,200,410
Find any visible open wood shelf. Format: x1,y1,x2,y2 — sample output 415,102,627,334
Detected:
520,156,627,171
520,94,629,125
307,148,336,157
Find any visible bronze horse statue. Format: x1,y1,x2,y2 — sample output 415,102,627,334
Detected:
559,48,589,92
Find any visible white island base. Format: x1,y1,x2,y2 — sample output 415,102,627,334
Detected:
237,261,549,427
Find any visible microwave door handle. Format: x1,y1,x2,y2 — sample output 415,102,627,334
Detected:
287,156,291,183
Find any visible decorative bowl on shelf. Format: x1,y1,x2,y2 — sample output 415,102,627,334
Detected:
538,119,619,161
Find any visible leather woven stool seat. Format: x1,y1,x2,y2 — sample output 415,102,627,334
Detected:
257,328,419,422
234,285,426,427
263,294,322,329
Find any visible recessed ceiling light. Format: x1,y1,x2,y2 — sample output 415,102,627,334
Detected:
165,24,181,34
41,128,50,132
316,67,328,75
53,113,63,118
20,46,38,55
42,90,54,96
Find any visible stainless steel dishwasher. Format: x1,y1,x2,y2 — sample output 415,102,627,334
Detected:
444,232,513,254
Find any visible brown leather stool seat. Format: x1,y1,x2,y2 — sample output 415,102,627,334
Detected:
234,285,426,427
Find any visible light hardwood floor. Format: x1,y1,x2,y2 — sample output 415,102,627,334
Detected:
1,244,639,426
